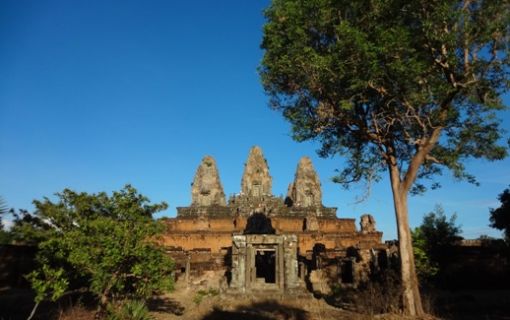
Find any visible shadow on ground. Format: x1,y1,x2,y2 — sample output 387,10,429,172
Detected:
201,300,308,320
0,287,97,320
430,289,510,320
148,296,185,316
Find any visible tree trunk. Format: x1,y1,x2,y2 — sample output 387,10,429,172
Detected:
389,164,424,316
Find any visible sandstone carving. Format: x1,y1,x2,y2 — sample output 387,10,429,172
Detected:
241,146,272,197
288,157,322,207
360,214,376,233
191,156,226,206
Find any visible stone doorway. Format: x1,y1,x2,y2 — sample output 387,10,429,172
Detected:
230,234,299,293
255,248,276,284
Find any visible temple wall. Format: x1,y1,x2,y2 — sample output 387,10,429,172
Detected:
163,217,357,234
164,217,243,233
296,232,383,252
317,218,357,233
161,216,382,254
162,232,233,253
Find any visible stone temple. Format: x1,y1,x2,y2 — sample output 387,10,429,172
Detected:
162,146,388,294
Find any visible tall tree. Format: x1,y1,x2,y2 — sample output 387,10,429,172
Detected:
490,186,510,241
259,0,509,315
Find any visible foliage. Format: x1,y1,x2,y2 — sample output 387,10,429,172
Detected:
412,228,439,281
420,205,462,253
193,288,219,305
106,300,154,320
260,0,508,314
14,185,174,314
413,205,462,278
0,229,12,245
260,0,508,192
26,265,69,303
10,209,53,244
489,186,510,241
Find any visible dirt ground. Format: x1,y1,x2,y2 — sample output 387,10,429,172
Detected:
0,286,425,320
3,286,509,320
146,288,430,320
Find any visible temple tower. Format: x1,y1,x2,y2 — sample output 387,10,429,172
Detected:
241,146,272,197
191,156,226,206
287,157,322,207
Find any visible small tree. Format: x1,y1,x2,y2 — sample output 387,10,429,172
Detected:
490,186,510,242
413,205,462,281
14,185,174,317
260,0,509,314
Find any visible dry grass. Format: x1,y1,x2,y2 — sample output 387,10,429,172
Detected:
57,305,95,320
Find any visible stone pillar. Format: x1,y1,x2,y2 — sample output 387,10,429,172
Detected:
284,235,299,289
231,235,247,291
185,254,191,288
246,244,253,290
277,243,284,290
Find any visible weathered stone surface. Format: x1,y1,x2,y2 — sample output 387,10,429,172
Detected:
191,156,226,206
163,146,386,296
287,157,322,207
230,234,299,292
241,146,272,197
360,214,376,233
304,214,319,231
309,269,331,295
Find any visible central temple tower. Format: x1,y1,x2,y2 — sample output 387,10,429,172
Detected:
241,146,272,197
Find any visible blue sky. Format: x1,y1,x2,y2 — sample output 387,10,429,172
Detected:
1,0,509,240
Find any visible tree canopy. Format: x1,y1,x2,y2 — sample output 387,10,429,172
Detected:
12,185,174,317
490,186,510,241
260,0,509,315
412,205,462,280
260,0,508,192
419,205,462,253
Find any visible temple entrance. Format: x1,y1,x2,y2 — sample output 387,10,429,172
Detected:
255,249,276,283
230,234,299,293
